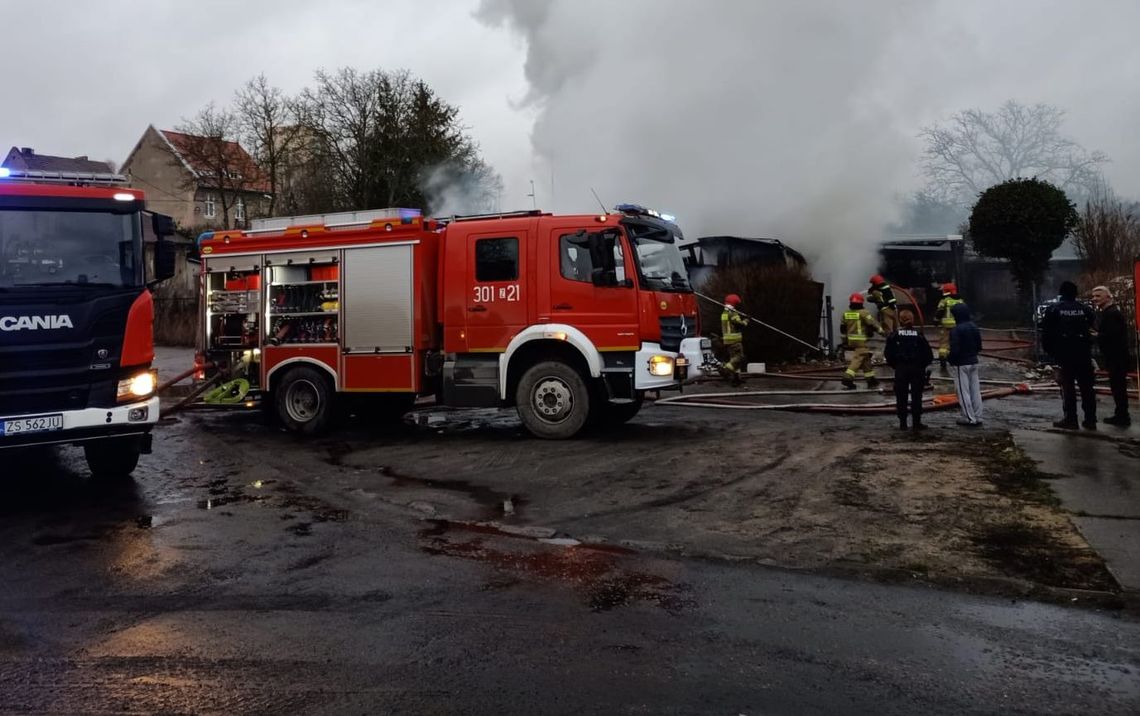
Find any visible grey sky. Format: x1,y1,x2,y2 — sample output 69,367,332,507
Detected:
3,0,1140,286
0,0,535,204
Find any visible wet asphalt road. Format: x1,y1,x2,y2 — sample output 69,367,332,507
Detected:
0,408,1138,714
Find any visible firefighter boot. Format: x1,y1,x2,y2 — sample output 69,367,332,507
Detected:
842,377,857,390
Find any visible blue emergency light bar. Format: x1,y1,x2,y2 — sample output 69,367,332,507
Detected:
613,203,676,223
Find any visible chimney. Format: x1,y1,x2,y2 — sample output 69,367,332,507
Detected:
20,147,33,156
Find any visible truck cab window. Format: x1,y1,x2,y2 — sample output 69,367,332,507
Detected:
475,237,518,282
559,233,625,283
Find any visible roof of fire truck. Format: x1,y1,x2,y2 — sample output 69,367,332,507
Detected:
0,167,143,202
196,205,679,255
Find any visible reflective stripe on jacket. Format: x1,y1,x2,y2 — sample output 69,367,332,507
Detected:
721,309,747,345
843,310,868,342
937,297,962,327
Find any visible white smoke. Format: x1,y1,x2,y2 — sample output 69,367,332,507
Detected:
476,0,932,294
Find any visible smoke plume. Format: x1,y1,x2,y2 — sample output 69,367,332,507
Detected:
478,0,1140,302
476,0,934,293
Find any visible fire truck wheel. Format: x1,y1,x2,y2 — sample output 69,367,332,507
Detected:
592,393,644,427
276,366,335,434
84,437,141,481
516,361,591,439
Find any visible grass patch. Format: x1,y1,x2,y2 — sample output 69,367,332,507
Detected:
973,522,1117,591
977,433,1061,507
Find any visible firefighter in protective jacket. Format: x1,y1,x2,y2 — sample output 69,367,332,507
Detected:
868,274,899,333
934,282,962,370
720,294,748,385
841,292,882,390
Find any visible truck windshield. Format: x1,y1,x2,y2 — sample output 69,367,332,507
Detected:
0,209,141,288
626,223,691,292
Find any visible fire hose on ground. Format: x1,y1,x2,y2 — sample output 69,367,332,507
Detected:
657,383,1038,414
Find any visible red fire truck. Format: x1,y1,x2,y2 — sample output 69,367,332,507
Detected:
0,168,177,476
196,205,711,438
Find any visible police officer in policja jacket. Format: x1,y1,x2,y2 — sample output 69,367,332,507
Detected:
1042,281,1098,430
885,309,934,431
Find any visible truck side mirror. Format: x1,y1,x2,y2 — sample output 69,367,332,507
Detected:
153,239,177,284
152,213,176,237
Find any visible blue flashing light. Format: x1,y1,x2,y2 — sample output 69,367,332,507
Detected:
614,203,677,224
196,231,215,247
0,167,10,178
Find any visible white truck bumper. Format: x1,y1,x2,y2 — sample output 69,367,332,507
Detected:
0,396,160,449
633,338,713,390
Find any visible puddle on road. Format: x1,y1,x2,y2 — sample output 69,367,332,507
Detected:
382,466,527,522
420,520,690,613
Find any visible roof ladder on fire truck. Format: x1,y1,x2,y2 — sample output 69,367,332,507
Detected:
439,209,545,224
0,168,128,186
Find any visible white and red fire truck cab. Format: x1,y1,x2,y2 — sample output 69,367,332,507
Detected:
197,205,709,438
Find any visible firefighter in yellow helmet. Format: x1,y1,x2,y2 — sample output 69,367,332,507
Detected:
841,292,882,390
719,293,748,386
868,274,899,334
934,282,963,371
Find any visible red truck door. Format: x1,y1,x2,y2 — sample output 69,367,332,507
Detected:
541,225,639,351
464,230,529,351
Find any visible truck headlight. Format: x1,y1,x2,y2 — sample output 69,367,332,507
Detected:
118,370,157,401
647,355,675,377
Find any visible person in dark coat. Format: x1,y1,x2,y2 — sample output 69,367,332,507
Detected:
1091,285,1132,426
1042,281,1098,430
884,309,934,431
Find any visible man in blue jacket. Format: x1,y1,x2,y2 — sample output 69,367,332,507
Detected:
948,302,984,426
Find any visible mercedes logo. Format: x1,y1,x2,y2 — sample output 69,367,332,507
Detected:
97,348,109,359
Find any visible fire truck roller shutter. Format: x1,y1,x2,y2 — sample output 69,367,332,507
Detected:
498,324,604,400
342,245,414,353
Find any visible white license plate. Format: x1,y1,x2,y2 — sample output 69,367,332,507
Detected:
1,414,64,436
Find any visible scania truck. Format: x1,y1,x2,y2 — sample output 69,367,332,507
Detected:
0,169,176,477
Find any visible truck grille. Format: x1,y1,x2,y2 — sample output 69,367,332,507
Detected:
0,343,93,416
659,315,695,352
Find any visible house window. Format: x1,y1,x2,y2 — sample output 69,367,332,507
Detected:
475,238,518,282
235,198,246,222
204,194,217,218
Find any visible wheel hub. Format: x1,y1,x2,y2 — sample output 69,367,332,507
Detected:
533,377,573,422
285,379,321,423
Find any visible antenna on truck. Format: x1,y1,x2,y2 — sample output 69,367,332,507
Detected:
590,187,609,215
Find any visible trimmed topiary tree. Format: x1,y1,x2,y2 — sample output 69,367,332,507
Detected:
968,177,1079,301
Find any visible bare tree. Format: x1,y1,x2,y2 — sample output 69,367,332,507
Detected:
920,101,1108,205
297,67,502,213
1072,180,1140,278
235,74,301,216
173,103,262,228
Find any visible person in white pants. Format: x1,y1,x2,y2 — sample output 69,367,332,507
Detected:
947,302,984,426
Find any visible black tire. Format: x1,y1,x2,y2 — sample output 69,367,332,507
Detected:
84,437,141,481
275,365,335,435
595,393,644,427
515,360,592,439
